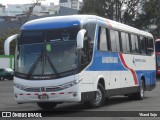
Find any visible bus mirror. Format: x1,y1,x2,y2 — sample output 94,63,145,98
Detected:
77,29,86,49
4,34,18,55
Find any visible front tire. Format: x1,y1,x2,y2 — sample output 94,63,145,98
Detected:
85,83,105,108
37,102,57,110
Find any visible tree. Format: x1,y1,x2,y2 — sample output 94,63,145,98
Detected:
79,0,141,24
24,0,42,24
0,29,19,55
122,0,141,25
133,0,160,38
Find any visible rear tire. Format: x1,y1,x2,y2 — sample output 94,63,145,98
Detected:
128,80,145,100
85,83,105,108
135,80,145,100
37,102,57,110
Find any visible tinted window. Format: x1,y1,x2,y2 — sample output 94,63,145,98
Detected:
83,23,96,42
155,41,160,52
19,31,44,45
46,27,79,42
98,27,108,51
121,32,130,53
131,34,140,54
110,30,120,52
140,36,147,55
83,23,96,62
147,38,154,55
157,55,160,67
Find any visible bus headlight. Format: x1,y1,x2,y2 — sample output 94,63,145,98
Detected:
59,79,82,90
14,83,27,91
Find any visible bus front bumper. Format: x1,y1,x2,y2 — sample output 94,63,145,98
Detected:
14,85,81,103
14,82,81,104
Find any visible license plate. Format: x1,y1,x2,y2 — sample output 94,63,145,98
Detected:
38,94,49,100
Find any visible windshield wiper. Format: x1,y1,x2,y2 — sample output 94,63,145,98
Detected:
26,52,42,79
46,55,60,77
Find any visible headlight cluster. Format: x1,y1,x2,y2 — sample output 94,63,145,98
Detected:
59,79,82,90
14,83,27,91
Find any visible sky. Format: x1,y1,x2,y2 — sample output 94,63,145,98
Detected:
0,0,60,5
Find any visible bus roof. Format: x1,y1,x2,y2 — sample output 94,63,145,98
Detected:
21,15,153,38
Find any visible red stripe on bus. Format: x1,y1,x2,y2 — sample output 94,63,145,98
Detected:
42,93,47,95
119,53,138,85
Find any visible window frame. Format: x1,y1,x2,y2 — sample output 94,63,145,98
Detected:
109,29,121,53
98,26,110,52
130,34,140,54
120,31,131,54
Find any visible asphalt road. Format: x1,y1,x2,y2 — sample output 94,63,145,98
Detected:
0,78,160,120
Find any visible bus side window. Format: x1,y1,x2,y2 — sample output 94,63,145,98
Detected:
121,32,130,53
140,36,147,55
98,27,109,51
130,34,140,54
147,38,154,56
110,30,120,52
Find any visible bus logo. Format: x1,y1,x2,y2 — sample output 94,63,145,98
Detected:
40,87,46,92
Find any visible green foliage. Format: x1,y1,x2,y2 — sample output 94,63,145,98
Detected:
80,0,160,38
79,0,140,24
0,29,19,55
79,0,105,17
134,0,160,38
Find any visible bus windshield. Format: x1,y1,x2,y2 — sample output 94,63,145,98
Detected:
15,26,79,79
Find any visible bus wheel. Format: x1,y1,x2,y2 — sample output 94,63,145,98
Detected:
85,83,105,108
37,102,57,110
128,80,145,100
135,80,145,100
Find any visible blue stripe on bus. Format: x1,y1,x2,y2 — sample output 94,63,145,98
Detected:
85,51,156,85
86,52,127,71
136,70,156,85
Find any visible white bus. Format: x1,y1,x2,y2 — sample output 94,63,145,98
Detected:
5,15,156,110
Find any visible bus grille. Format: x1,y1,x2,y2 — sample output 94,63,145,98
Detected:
23,87,62,92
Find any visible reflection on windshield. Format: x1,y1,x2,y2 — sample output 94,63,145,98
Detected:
15,26,79,79
15,43,43,74
46,41,77,74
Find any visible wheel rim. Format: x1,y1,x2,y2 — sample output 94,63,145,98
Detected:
140,82,144,98
94,88,102,103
